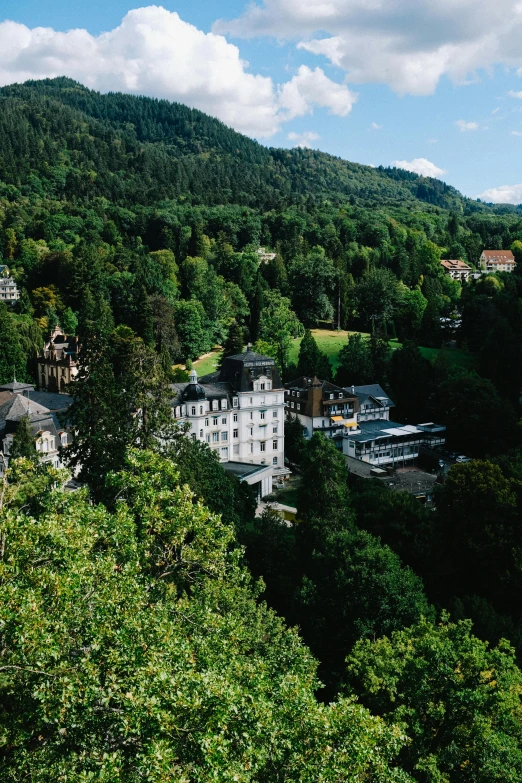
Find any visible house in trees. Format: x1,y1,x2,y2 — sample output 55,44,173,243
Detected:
0,266,20,303
36,325,79,393
256,247,277,263
284,377,360,439
346,384,395,422
0,380,73,475
171,347,287,498
479,250,516,273
440,259,472,282
285,377,445,467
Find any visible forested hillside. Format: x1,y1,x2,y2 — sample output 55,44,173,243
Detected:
3,77,522,781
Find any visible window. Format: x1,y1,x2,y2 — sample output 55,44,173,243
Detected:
250,443,254,453
213,417,219,426
291,402,295,409
200,429,204,438
175,406,181,418
233,444,239,455
206,434,210,443
260,442,266,452
212,400,218,411
199,405,204,415
221,399,227,410
191,406,196,416
249,427,253,437
260,383,265,390
260,411,265,420
273,426,278,434
233,413,238,422
249,397,253,405
233,429,239,438
297,404,301,411
233,398,239,408
250,412,253,420
191,433,196,441
205,418,209,426
212,432,219,443
330,394,334,399
221,417,227,425
273,410,278,418
273,440,278,450
221,432,228,442
296,392,300,398
266,382,272,391
273,457,278,465
221,447,229,459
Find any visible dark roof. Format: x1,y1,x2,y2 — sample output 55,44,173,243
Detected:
170,381,233,406
0,395,58,438
27,391,73,411
286,376,345,393
345,384,395,407
225,349,276,363
0,381,35,393
348,419,422,443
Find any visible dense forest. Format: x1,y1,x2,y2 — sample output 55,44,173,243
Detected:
2,77,522,781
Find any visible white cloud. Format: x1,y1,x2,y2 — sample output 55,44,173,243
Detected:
0,7,354,139
288,130,320,148
216,0,522,96
510,130,522,136
391,158,446,178
455,119,479,131
478,183,522,203
371,122,382,130
508,90,522,98
278,65,357,120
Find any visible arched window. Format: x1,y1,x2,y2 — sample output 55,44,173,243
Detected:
191,406,196,416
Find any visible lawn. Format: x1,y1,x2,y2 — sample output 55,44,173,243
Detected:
290,329,474,374
191,330,474,379
193,347,223,377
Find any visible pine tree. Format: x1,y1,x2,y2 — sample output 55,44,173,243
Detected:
9,415,37,462
219,320,244,365
297,329,332,380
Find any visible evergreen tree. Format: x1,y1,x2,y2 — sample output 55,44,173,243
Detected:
335,333,373,387
0,302,27,384
219,319,244,365
297,329,332,380
9,415,37,462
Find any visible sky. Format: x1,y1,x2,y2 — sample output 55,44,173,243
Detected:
1,1,522,202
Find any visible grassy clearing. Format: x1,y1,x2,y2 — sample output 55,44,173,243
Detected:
290,329,474,374
193,347,223,377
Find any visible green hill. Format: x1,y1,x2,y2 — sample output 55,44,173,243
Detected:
0,77,491,212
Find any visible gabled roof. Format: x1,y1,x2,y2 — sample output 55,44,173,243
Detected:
285,376,348,394
0,380,35,393
440,259,472,271
345,384,395,408
481,249,515,262
225,349,276,364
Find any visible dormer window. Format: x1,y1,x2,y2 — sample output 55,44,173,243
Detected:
212,400,218,411
221,398,227,410
330,393,334,399
233,398,239,408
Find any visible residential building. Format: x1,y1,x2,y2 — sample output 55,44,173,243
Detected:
284,376,359,439
257,247,277,263
479,250,516,273
36,325,79,393
342,420,446,466
0,266,20,302
171,347,287,498
0,380,72,475
440,259,472,281
345,384,394,422
285,377,445,467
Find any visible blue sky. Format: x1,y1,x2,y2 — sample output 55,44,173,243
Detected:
1,0,522,202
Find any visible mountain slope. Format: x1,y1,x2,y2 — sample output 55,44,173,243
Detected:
0,77,479,212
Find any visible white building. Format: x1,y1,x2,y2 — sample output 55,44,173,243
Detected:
479,250,516,273
440,259,472,281
0,381,72,476
284,378,445,467
0,266,20,303
171,348,287,498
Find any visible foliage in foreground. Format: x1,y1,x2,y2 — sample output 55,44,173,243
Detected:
0,452,410,782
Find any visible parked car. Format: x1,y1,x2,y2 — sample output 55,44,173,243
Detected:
456,455,471,463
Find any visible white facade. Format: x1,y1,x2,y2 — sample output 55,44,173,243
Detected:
173,357,286,498
0,266,20,302
479,251,516,273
